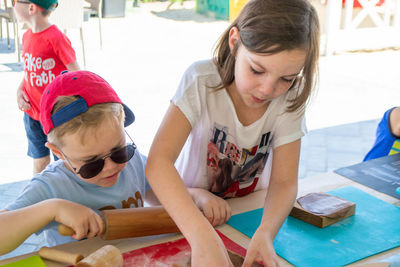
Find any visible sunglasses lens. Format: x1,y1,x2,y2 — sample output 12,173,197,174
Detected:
110,145,135,164
79,159,104,179
76,144,135,179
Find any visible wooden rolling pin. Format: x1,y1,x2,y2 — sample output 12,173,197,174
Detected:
58,206,180,240
39,246,84,265
76,245,123,267
39,245,123,267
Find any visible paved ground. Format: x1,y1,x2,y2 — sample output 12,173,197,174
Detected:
0,0,397,260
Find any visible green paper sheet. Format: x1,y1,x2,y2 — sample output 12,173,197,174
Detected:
0,255,46,267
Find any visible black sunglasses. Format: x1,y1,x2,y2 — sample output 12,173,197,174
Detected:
12,0,31,7
61,132,136,179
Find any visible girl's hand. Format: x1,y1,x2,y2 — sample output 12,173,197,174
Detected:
189,188,232,226
190,231,234,267
16,86,31,111
242,227,279,267
51,199,104,240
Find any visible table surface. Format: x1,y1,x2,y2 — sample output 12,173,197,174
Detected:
1,172,399,267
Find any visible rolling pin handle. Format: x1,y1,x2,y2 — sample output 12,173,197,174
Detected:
39,246,84,265
58,224,75,236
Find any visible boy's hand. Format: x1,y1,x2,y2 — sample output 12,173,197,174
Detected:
242,226,279,267
51,199,104,240
189,188,231,226
16,86,31,111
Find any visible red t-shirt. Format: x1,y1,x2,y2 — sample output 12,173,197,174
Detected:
22,25,76,121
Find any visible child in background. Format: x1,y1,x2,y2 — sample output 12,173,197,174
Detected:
145,0,320,265
364,107,400,161
1,71,153,254
13,0,80,174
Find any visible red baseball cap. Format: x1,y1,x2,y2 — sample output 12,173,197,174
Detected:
40,70,135,135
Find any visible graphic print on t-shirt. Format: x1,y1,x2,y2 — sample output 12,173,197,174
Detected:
389,140,400,155
98,191,144,210
24,52,56,88
207,123,271,198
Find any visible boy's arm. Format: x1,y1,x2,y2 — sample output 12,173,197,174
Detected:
390,107,400,136
0,199,103,255
0,201,55,255
243,139,300,267
66,61,80,71
145,103,232,266
16,78,31,111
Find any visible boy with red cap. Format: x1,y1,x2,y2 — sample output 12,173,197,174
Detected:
0,71,154,254
13,0,80,174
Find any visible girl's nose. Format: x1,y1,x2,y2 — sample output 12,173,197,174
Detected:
259,77,275,96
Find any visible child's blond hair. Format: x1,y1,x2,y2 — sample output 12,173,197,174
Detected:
47,96,125,147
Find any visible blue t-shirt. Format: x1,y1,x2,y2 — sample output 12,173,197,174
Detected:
364,107,400,161
6,150,150,247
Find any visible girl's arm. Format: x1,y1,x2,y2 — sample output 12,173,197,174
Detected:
243,139,300,267
144,188,231,226
188,187,231,226
144,189,160,206
146,103,232,266
0,199,103,255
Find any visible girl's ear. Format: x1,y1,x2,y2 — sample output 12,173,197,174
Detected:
228,26,240,54
45,142,64,160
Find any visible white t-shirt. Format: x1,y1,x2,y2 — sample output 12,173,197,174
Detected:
172,60,306,198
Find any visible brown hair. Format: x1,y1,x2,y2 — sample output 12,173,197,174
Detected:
47,96,125,147
213,0,320,112
40,8,51,16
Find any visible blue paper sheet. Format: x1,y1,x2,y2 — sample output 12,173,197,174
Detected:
227,186,400,267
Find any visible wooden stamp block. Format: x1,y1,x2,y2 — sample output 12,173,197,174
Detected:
289,192,356,228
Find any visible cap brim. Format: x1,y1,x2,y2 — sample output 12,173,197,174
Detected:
123,103,135,127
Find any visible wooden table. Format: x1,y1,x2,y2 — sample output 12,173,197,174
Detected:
1,172,399,266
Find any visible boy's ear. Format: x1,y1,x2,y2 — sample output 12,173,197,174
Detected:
228,26,240,54
45,142,64,160
28,3,40,15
